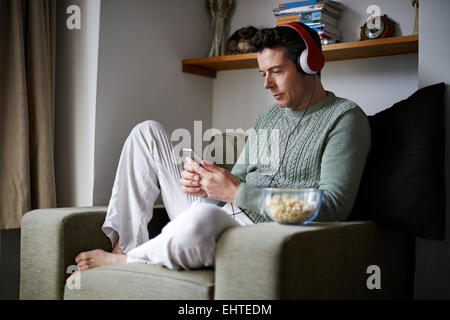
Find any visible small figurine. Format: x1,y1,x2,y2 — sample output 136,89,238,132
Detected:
226,26,258,55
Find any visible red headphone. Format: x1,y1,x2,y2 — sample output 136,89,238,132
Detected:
279,22,325,74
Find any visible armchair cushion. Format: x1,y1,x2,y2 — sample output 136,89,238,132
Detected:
64,263,214,300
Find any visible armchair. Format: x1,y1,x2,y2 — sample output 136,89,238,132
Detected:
20,205,414,300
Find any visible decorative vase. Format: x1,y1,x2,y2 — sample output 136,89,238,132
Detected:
207,0,235,57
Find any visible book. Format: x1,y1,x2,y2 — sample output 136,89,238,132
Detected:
316,29,341,40
275,10,338,26
303,22,340,36
275,18,341,41
273,3,341,17
274,0,342,42
279,0,323,7
279,0,342,10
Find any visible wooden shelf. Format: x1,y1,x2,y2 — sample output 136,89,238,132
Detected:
182,35,418,78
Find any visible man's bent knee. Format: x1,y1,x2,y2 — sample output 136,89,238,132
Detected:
132,120,166,136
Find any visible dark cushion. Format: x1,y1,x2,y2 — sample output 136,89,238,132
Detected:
349,82,446,240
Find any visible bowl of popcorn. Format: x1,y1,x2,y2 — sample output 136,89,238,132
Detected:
263,188,324,225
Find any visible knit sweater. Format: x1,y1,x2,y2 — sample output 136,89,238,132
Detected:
204,91,371,223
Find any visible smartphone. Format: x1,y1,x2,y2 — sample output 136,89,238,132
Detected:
182,148,203,164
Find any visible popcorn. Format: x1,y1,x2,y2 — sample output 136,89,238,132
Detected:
265,194,317,223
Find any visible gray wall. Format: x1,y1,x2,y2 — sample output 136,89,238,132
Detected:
414,0,450,299
92,0,213,205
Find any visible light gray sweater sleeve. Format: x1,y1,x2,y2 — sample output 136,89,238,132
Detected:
316,107,371,222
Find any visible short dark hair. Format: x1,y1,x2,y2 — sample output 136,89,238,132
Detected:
253,23,322,76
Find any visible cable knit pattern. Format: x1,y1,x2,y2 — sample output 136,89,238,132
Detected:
205,92,371,224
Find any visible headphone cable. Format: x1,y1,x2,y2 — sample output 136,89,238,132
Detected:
231,76,317,218
267,75,316,188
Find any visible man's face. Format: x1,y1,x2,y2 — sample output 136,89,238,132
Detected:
257,47,311,110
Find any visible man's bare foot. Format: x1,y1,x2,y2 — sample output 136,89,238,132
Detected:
65,249,127,285
74,249,127,272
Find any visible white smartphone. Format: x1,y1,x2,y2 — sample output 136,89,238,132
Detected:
182,148,203,164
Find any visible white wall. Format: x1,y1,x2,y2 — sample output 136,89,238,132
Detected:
212,0,418,130
55,0,100,207
92,0,213,205
414,0,450,299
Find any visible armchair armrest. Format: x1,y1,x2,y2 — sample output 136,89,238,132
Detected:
20,207,110,300
214,221,414,299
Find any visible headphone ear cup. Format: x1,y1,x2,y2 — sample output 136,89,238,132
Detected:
299,49,317,75
280,23,324,74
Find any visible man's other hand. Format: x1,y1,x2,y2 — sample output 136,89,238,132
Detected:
185,159,241,203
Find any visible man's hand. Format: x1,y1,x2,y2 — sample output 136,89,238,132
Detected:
180,158,241,203
180,158,207,197
195,159,241,203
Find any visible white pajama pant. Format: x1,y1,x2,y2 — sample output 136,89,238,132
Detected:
101,120,252,270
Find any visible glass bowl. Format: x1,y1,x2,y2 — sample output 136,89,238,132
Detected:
262,188,324,225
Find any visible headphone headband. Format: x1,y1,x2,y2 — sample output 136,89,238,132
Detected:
279,23,325,74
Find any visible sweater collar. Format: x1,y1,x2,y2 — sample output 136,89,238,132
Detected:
283,91,336,119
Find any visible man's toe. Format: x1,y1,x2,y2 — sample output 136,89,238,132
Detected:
75,252,86,263
79,265,90,271
75,250,95,263
77,259,90,269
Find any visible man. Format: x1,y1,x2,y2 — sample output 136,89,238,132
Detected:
69,23,370,276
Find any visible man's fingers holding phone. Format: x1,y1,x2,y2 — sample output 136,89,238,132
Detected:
183,159,197,173
180,160,206,196
183,158,213,177
179,179,206,197
180,178,199,188
181,170,200,182
180,171,200,186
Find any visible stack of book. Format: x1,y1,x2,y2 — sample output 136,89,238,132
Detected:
273,0,342,45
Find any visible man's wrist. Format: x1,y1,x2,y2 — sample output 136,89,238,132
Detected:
229,181,241,203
